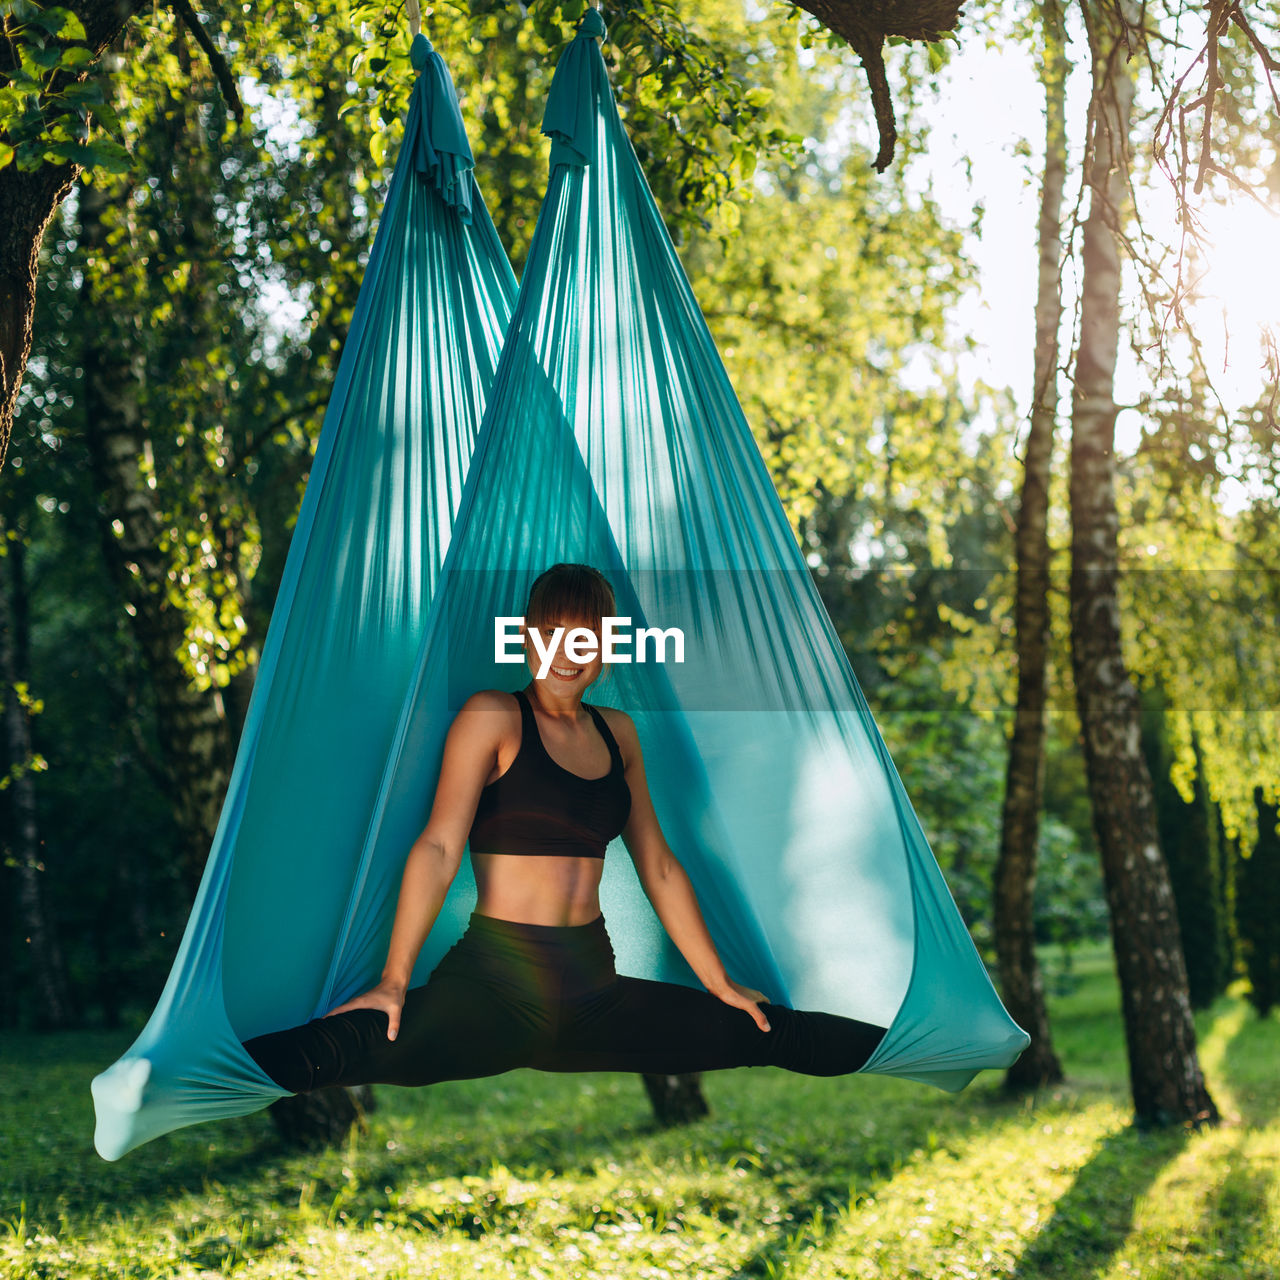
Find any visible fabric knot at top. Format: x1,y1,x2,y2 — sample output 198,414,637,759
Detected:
409,32,433,71
542,9,611,168
578,9,607,39
403,31,475,222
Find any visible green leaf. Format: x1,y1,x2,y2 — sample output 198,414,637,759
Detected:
33,6,86,39
92,99,122,133
60,46,96,69
41,140,98,165
55,8,86,40
2,65,42,91
0,140,14,169
25,45,63,71
60,80,105,105
41,137,130,171
88,137,130,170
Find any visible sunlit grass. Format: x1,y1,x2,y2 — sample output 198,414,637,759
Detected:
3,944,1277,1279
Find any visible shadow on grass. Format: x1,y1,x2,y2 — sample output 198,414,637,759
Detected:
1213,1002,1280,1129
11,1033,929,1241
1011,1121,1188,1280
1194,1133,1274,1273
723,1080,1024,1280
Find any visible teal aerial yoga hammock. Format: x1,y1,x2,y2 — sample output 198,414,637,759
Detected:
93,14,1028,1162
90,33,517,1160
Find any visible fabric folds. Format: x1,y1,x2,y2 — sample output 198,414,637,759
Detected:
542,12,607,168
483,15,1028,1089
90,42,517,1161
92,13,1027,1163
405,32,475,221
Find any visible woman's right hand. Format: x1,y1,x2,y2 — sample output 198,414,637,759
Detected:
324,979,407,1040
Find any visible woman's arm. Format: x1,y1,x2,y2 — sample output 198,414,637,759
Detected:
606,710,772,1033
324,690,507,1038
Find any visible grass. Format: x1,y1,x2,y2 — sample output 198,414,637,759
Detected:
2,943,1278,1279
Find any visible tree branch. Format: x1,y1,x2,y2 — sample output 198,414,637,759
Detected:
170,0,244,123
226,394,330,479
790,2,965,171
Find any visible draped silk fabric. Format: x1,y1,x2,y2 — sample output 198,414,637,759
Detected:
92,17,1027,1162
91,34,516,1160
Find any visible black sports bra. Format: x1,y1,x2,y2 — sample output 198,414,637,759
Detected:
467,689,632,859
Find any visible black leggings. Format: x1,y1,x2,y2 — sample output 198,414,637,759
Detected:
243,913,887,1094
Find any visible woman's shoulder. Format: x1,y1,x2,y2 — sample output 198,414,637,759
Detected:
454,688,523,726
460,687,522,710
591,703,639,758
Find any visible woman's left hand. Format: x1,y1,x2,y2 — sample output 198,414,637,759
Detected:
714,979,771,1033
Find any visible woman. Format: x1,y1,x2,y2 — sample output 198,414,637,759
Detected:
244,563,887,1093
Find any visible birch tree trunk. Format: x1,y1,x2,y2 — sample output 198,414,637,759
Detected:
993,0,1067,1092
1069,0,1217,1129
77,166,238,894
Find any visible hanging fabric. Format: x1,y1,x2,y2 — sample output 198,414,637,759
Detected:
91,34,517,1161
94,12,1027,1163
354,8,1029,1092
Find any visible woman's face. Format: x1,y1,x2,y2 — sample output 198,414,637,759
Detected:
522,613,606,691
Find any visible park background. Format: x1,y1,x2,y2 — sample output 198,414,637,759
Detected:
1,0,1278,1276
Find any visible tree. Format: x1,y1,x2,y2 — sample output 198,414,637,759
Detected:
993,0,1068,1093
1067,0,1217,1129
1139,684,1229,1009
76,129,241,891
0,0,967,469
16,1,386,1142
2,0,153,469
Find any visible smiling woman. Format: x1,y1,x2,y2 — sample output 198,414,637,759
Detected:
242,562,889,1094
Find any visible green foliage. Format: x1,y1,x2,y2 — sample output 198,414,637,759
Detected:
872,652,1004,952
0,629,48,792
2,0,1117,1037
345,0,804,250
1033,812,1109,959
871,649,1103,959
19,0,387,691
1118,188,1280,842
0,483,187,1029
0,1,130,174
1139,683,1231,1009
7,1,391,1024
9,0,1027,1034
675,21,975,539
1238,789,1280,1018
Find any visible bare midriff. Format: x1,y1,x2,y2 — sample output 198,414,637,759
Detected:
471,851,607,926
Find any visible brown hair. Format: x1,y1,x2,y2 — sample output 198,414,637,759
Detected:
525,563,616,635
